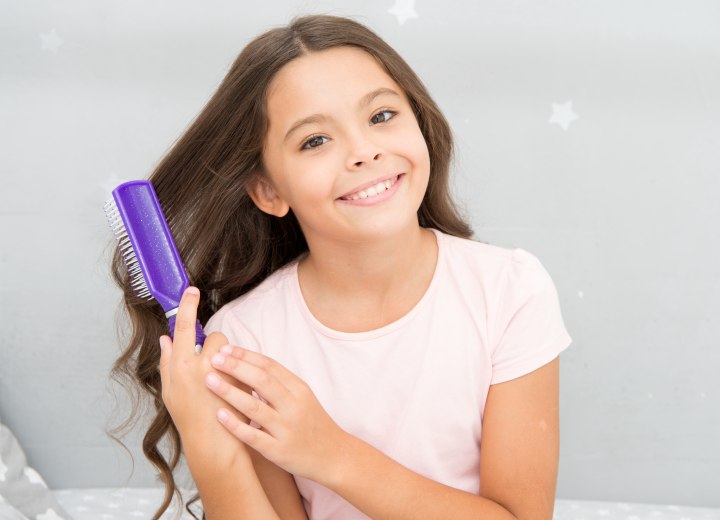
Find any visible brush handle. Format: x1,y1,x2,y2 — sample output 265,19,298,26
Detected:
167,314,207,348
111,181,189,313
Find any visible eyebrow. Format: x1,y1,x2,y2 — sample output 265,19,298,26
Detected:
283,87,402,143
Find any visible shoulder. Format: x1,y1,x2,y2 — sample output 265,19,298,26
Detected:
204,260,299,343
436,229,548,290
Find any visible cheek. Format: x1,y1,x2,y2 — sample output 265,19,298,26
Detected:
410,131,431,174
282,160,338,204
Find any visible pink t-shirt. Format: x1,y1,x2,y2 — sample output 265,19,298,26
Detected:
204,228,572,519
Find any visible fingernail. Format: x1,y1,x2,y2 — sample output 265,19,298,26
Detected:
186,286,199,296
211,353,225,366
159,337,167,350
206,373,221,388
220,344,233,355
217,409,229,423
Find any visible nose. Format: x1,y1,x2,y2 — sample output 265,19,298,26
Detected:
346,132,383,170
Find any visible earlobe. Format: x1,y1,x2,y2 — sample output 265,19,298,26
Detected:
246,177,290,217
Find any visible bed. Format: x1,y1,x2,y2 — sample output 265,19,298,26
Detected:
49,488,720,520
2,420,718,519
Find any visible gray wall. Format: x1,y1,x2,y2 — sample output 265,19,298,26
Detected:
1,0,718,507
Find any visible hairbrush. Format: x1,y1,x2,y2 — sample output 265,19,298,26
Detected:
104,180,206,352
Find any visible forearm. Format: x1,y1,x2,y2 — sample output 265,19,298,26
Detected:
184,437,280,520
320,433,517,520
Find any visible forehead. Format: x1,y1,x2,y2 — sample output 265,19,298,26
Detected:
265,46,404,121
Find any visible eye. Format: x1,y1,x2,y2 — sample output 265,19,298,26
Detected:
370,110,396,125
301,134,329,150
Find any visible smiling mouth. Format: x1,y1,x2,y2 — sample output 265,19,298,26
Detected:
339,174,402,201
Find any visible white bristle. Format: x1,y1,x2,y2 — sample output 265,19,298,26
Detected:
104,197,153,300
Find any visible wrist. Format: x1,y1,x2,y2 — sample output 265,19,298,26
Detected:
181,428,252,475
314,428,362,490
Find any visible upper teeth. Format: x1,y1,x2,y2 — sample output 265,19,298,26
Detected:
343,176,398,200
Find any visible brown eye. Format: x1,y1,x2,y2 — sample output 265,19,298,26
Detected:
370,110,396,125
301,135,329,150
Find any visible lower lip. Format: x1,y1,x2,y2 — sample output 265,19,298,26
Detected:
336,174,404,207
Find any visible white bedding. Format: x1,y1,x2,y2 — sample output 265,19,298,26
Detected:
47,488,720,520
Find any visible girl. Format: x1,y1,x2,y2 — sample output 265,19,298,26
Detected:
111,14,572,520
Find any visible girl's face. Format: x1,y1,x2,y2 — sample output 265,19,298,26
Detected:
257,46,431,246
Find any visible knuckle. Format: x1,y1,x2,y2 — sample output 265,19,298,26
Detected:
175,316,194,331
248,396,261,414
204,332,229,350
256,356,273,369
255,370,272,387
296,380,312,396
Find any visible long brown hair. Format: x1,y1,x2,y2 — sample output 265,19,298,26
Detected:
110,14,473,519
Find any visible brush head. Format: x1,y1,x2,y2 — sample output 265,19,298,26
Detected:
104,199,152,300
104,180,189,313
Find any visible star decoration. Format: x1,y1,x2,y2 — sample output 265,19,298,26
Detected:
40,28,64,53
388,0,418,26
548,100,579,131
37,509,64,520
24,466,47,486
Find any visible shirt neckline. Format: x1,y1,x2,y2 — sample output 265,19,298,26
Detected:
290,228,446,341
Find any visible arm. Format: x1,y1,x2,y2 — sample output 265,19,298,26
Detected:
206,347,561,520
182,384,306,519
324,357,560,519
314,358,559,520
248,447,308,519
477,357,560,519
318,433,517,519
160,288,286,520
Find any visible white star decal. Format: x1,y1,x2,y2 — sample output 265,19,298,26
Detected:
388,0,418,26
24,466,47,486
37,509,64,520
40,28,64,53
548,100,579,131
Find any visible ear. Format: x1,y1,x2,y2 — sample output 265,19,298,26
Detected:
246,176,290,217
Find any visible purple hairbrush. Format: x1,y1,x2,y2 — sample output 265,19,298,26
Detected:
104,180,206,352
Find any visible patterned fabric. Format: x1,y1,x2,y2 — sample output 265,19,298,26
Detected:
0,419,70,520
0,498,28,520
52,488,200,519
48,488,720,520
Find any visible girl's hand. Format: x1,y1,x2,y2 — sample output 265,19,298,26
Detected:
205,345,349,483
158,287,251,469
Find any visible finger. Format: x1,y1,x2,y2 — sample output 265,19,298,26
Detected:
206,372,280,431
173,286,201,355
201,331,230,357
217,408,276,455
158,335,175,405
219,346,306,394
158,335,173,382
200,333,255,393
211,353,291,410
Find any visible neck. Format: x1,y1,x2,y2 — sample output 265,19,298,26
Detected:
298,224,437,301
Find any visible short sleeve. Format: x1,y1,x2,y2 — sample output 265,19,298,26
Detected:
204,305,261,353
489,248,572,385
204,305,265,428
